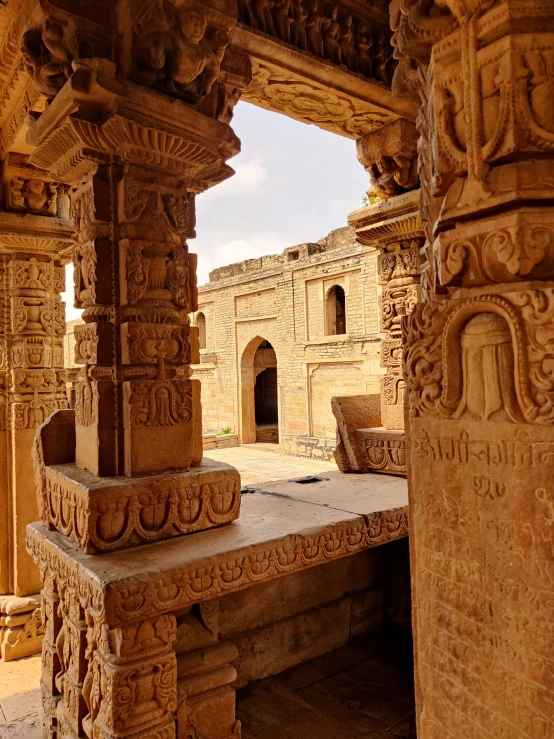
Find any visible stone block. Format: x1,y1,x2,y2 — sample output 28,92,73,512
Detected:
355,428,406,476
331,394,381,472
0,594,44,661
36,457,241,553
219,549,379,638
231,598,352,689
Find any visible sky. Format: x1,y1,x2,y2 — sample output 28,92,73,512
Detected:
62,102,368,320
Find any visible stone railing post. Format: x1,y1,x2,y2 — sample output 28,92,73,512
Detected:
0,152,72,661
392,0,554,736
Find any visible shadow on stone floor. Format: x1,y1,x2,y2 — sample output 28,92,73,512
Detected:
237,629,416,739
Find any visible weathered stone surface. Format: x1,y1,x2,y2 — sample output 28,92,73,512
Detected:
332,393,381,471
28,476,407,738
185,227,383,458
392,1,554,737
0,594,43,662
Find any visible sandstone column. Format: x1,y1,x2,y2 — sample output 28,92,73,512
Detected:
334,119,423,476
21,0,248,735
0,153,72,660
392,0,554,736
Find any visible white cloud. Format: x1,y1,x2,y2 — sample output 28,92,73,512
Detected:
202,153,268,199
63,263,83,322
329,197,363,214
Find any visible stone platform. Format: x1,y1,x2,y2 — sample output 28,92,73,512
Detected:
27,470,408,739
28,471,408,620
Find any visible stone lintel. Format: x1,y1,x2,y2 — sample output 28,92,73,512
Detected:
233,25,417,136
27,480,408,626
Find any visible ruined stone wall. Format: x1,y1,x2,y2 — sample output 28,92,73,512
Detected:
192,227,382,459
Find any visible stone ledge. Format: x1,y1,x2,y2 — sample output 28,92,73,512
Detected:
27,473,408,627
39,458,241,554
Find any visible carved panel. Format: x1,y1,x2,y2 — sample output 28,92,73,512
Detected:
119,0,238,104
236,0,394,83
242,58,395,138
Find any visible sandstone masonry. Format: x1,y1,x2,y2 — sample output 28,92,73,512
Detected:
192,226,383,460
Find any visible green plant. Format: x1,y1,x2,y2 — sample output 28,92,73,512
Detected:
362,193,378,207
219,426,232,435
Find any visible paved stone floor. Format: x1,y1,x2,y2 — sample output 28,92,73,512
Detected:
207,443,338,487
0,636,414,739
0,653,42,738
238,634,416,739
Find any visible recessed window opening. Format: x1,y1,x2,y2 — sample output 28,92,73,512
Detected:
197,312,207,349
326,285,346,336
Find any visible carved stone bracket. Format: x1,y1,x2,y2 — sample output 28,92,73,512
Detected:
356,118,419,200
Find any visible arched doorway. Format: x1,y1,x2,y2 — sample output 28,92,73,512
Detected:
239,337,279,444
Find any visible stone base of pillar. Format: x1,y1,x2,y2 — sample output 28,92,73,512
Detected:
39,458,242,554
355,428,406,476
34,409,241,554
0,594,44,661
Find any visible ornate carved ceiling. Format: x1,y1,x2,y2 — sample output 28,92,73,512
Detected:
0,0,416,164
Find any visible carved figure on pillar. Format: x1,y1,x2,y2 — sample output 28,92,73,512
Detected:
357,118,419,201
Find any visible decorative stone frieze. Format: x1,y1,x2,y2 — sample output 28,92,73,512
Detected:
392,1,554,737
235,0,394,84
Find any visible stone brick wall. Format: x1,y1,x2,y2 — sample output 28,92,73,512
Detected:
191,226,383,457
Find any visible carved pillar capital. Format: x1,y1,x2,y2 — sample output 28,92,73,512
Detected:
357,118,419,200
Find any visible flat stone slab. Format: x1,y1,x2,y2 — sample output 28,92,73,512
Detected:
38,457,241,554
28,472,408,627
254,469,408,515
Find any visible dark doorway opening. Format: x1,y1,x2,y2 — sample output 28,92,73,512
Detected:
254,342,278,443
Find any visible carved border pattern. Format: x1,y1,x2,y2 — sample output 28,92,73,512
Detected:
242,59,395,139
39,469,242,553
27,507,408,625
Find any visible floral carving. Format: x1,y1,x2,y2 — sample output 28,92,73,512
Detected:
243,59,395,138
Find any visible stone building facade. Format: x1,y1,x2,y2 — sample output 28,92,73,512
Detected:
192,226,382,460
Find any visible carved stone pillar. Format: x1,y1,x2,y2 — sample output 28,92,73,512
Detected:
0,153,72,660
392,1,554,736
336,121,422,476
22,0,249,734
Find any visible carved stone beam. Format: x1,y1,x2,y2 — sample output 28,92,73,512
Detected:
237,33,416,139
231,0,420,138
356,118,419,200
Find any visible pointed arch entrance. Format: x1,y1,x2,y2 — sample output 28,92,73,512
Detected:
239,336,279,444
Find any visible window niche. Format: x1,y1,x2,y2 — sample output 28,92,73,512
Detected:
197,311,207,350
325,285,346,336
